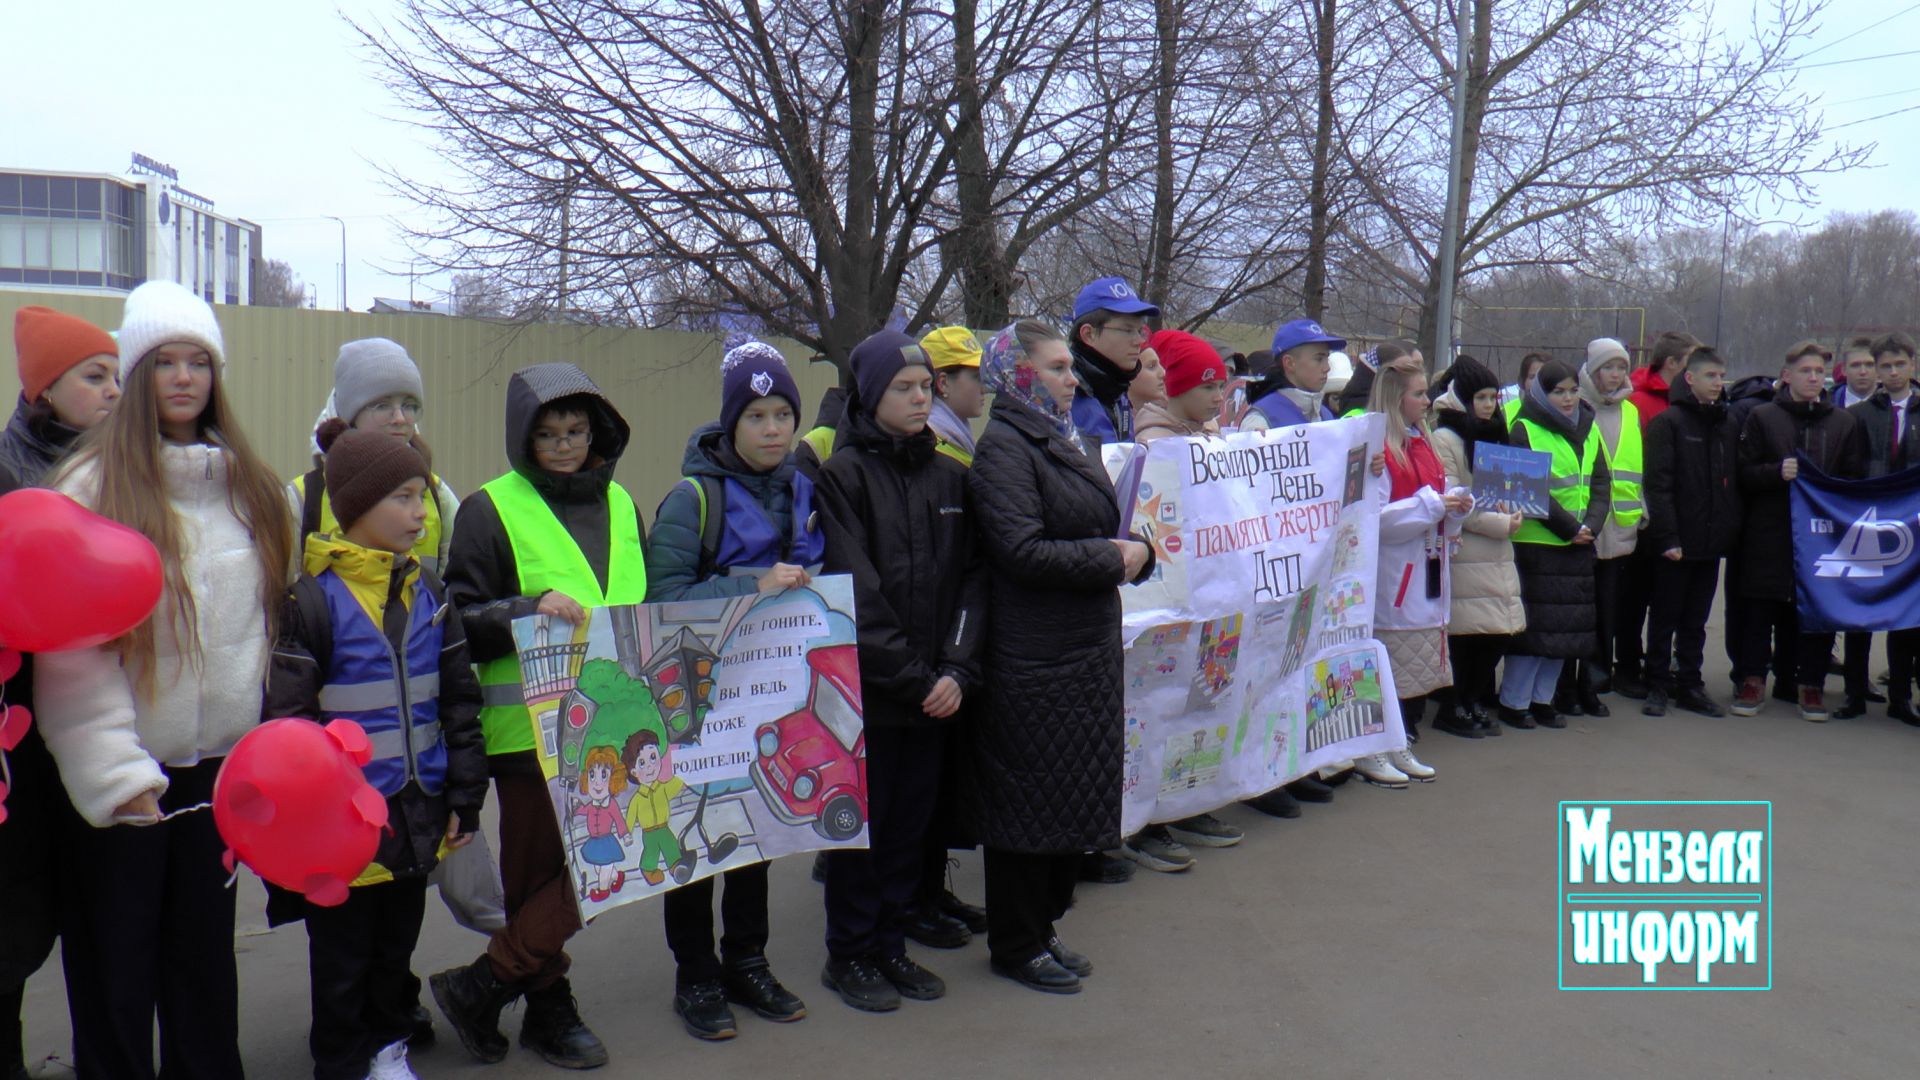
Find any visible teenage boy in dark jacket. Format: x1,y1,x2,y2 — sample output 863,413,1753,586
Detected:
1853,332,1920,723
1641,349,1740,718
432,363,646,1069
813,330,986,1014
1731,343,1868,721
1067,276,1160,442
269,429,488,1080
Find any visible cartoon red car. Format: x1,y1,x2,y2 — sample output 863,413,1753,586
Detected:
751,644,868,841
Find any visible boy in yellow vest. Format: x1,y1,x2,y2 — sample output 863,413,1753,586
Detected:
430,363,647,1070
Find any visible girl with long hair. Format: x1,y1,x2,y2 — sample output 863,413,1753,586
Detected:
35,281,294,1078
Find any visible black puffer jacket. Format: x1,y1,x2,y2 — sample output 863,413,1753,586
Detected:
1847,391,1920,476
815,409,985,728
1508,392,1612,659
1644,372,1742,561
964,396,1152,853
1734,387,1866,601
443,363,644,771
646,423,812,602
1724,375,1777,435
0,396,82,489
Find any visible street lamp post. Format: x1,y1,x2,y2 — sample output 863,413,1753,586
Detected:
323,215,348,312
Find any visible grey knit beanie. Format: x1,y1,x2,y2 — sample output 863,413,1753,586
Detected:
334,338,426,426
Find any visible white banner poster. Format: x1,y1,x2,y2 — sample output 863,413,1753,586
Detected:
1109,415,1406,836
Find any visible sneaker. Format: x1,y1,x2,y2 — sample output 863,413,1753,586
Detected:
1731,677,1766,717
519,978,609,1069
1076,851,1135,884
1673,687,1725,718
366,1039,418,1080
722,955,806,1022
820,957,901,1012
1798,686,1828,723
1166,813,1243,848
899,905,971,949
1351,753,1410,788
1242,788,1301,818
673,980,739,1040
1285,776,1336,801
1642,687,1669,717
873,953,946,1001
1385,748,1435,782
1119,826,1194,872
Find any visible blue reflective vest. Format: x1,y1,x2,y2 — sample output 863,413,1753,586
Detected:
316,570,448,797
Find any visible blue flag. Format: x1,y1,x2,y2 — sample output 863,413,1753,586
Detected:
1791,456,1920,632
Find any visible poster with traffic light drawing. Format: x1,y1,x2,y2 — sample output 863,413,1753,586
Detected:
512,577,865,921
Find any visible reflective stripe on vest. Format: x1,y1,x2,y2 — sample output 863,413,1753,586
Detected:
475,471,647,755
300,472,447,574
1512,418,1602,547
1598,400,1643,526
316,570,448,797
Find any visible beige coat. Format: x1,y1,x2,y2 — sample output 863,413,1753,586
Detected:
1430,407,1527,637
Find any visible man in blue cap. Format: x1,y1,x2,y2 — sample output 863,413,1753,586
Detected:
1068,276,1161,443
1244,319,1347,430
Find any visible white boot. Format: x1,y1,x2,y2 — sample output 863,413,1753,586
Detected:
1386,747,1436,782
366,1039,419,1080
1351,753,1410,788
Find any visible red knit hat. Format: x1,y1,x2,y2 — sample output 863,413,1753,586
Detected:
13,306,118,403
1148,329,1228,400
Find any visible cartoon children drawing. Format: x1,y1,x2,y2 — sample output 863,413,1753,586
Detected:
574,745,631,901
622,728,688,885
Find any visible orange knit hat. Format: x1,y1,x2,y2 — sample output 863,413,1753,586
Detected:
13,306,118,403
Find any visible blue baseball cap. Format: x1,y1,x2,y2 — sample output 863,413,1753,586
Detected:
1271,318,1346,358
1072,276,1160,321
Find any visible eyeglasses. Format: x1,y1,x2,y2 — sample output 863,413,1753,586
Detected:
362,398,422,419
532,430,592,450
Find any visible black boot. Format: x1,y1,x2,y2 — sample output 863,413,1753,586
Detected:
1641,686,1669,717
520,978,609,1069
1832,694,1868,720
429,956,521,1064
1578,688,1610,717
1431,702,1482,739
1889,699,1920,726
934,887,989,934
1242,787,1301,818
1498,704,1536,730
1285,776,1335,801
1673,686,1725,718
1532,702,1566,729
899,904,971,949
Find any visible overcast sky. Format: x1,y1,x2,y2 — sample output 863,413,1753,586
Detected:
3,0,1915,312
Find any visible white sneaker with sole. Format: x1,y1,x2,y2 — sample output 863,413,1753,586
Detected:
367,1039,419,1080
1352,753,1410,788
1386,748,1435,782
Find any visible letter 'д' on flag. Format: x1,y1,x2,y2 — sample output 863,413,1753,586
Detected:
1791,455,1920,632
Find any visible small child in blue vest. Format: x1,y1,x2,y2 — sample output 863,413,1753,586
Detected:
268,428,488,1080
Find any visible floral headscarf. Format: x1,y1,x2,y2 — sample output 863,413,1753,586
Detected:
984,322,1084,452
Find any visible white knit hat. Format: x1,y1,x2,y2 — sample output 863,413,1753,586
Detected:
334,338,426,425
116,281,225,378
1585,337,1630,372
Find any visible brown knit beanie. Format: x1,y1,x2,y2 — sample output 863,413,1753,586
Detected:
322,424,429,533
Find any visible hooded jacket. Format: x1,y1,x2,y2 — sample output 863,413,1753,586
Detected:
1507,389,1611,659
1643,370,1742,562
443,365,643,769
1734,386,1866,601
34,446,278,825
1068,337,1139,441
1628,366,1673,428
0,397,82,489
814,409,985,728
1847,390,1920,477
267,535,487,884
1430,391,1526,637
1132,400,1218,444
1725,375,1777,434
646,423,821,602
1579,362,1641,560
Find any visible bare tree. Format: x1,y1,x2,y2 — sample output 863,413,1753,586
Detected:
252,258,308,308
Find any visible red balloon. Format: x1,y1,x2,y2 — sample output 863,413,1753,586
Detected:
0,489,163,653
213,718,389,907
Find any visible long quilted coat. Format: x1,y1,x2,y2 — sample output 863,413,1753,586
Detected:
1508,392,1612,659
965,396,1147,854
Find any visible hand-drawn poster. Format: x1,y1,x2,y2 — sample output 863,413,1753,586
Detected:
513,577,866,921
1110,416,1408,835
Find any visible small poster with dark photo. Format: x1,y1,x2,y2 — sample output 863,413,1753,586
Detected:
1342,443,1368,507
1471,442,1553,519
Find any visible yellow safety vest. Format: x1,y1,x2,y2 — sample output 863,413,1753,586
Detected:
1502,397,1522,425
1596,401,1643,527
474,471,647,755
933,436,973,467
1513,417,1603,547
800,425,836,466
294,471,448,575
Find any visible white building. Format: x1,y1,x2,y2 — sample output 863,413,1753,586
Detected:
0,154,262,305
